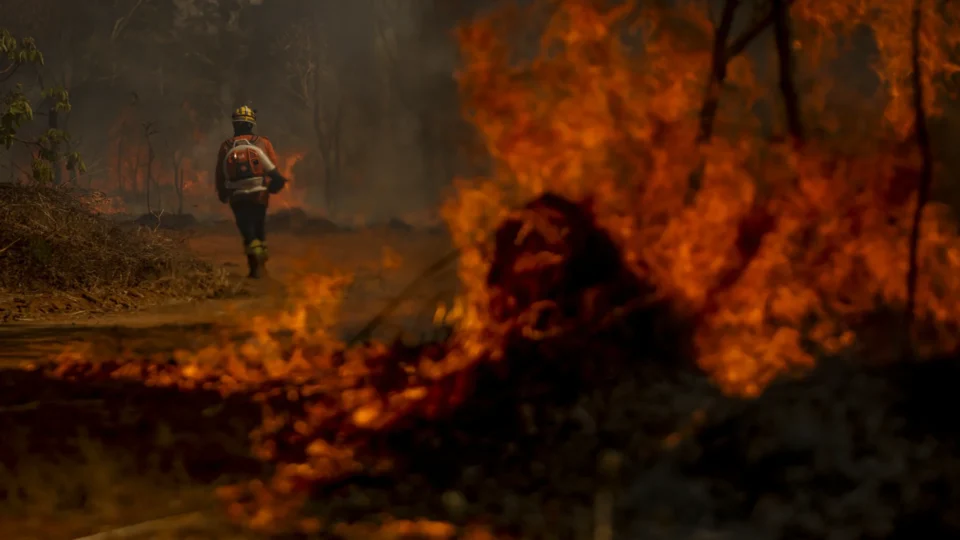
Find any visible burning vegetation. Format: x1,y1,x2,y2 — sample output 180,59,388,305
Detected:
8,0,960,537
103,104,310,220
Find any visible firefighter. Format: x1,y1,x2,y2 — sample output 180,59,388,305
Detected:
215,105,288,278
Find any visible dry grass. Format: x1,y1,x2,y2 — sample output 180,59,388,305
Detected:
0,184,232,320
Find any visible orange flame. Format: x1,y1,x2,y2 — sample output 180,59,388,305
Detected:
43,0,960,533
444,0,960,395
268,151,307,211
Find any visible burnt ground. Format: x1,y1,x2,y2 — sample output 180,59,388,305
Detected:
1,228,458,366
3,201,959,539
0,226,457,538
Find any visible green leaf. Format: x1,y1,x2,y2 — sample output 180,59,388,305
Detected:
31,157,52,183
66,151,86,173
1,27,76,183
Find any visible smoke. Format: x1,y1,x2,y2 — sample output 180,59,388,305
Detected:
0,0,479,222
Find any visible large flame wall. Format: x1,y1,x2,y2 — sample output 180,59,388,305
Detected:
442,0,960,396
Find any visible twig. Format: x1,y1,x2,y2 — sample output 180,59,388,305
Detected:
347,248,460,346
151,208,165,232
0,238,19,255
0,399,103,413
71,511,206,540
904,0,933,355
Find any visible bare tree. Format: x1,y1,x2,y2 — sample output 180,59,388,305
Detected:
278,22,343,214
115,122,126,195
172,149,186,215
374,0,461,198
141,121,158,213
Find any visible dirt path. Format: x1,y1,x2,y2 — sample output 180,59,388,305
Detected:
0,226,459,538
0,228,458,368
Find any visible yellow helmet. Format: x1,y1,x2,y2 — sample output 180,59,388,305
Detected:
231,105,256,125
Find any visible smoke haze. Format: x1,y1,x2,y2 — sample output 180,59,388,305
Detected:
0,0,491,222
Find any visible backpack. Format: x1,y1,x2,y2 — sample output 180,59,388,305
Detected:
224,137,266,181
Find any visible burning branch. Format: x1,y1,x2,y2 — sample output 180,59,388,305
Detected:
905,0,934,349
771,0,803,144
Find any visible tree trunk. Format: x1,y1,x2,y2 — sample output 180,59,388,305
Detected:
145,166,151,213
686,0,740,200
312,98,344,215
49,108,63,186
177,165,184,215
697,0,739,144
146,142,156,213
173,153,185,215
418,117,439,205
311,104,329,214
772,0,803,143
116,137,124,194
323,159,334,214
132,147,142,204
904,0,934,350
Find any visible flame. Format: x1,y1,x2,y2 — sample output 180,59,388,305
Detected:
43,0,960,533
443,0,960,396
100,107,309,219
268,151,307,211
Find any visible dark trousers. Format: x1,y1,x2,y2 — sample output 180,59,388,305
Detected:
230,196,267,247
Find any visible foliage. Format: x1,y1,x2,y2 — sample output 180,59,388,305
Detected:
0,28,84,183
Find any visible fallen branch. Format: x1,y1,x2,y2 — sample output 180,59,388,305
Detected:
71,511,207,540
347,248,460,346
0,399,103,414
0,238,19,256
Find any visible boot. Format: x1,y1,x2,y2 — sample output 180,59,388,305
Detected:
246,254,262,279
247,240,263,279
245,240,266,279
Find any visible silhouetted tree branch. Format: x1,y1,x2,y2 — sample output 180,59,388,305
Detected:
771,0,803,143
905,0,934,346
697,0,798,145
697,0,739,144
